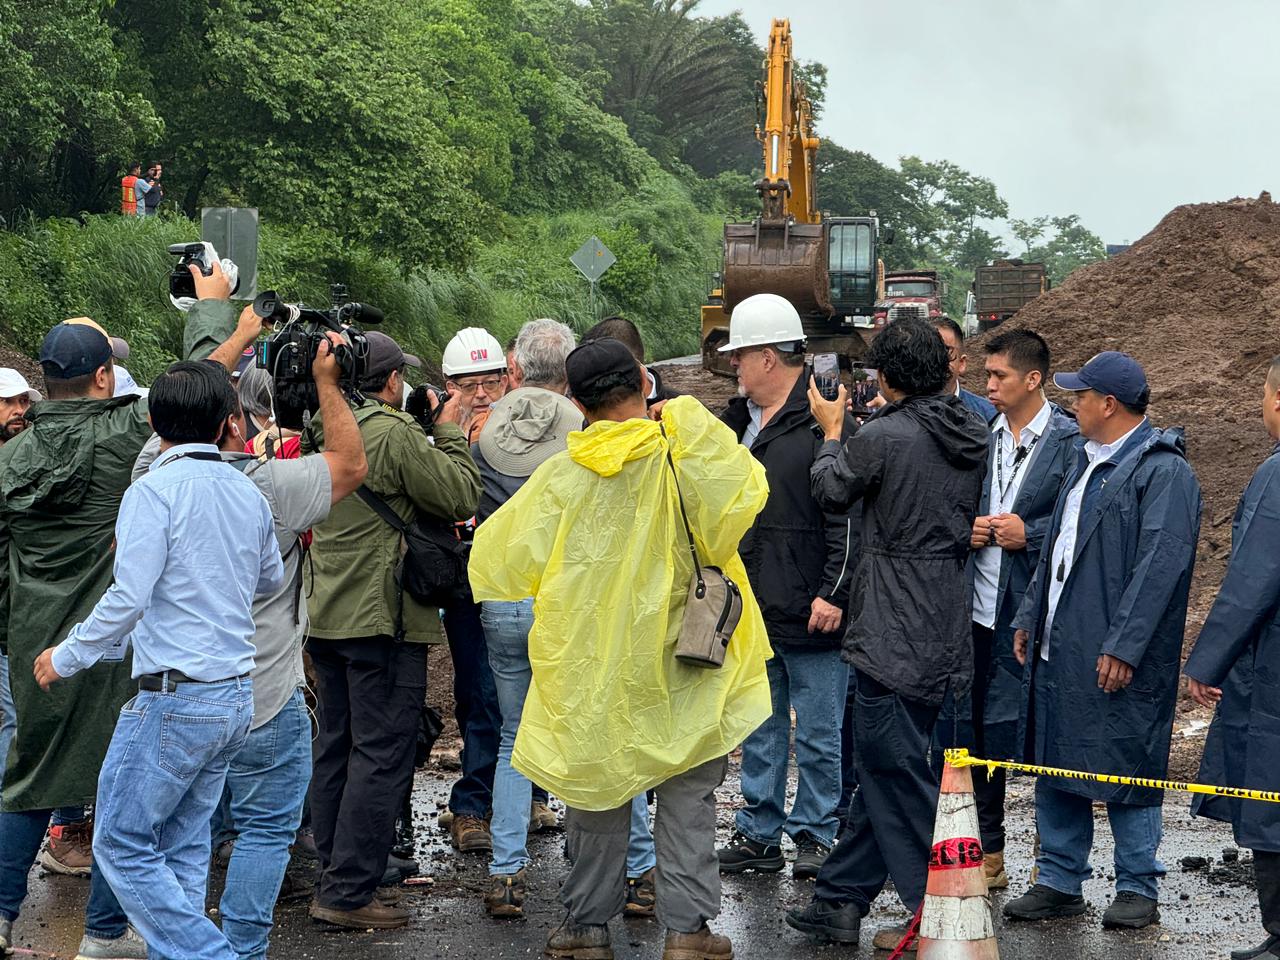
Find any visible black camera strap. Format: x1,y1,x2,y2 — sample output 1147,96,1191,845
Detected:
356,484,409,640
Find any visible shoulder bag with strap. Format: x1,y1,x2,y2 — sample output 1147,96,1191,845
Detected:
355,485,468,608
660,426,743,669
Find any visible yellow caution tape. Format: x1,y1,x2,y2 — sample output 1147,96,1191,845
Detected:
944,748,1280,804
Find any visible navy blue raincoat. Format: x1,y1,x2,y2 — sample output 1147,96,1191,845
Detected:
1012,421,1202,806
1186,445,1280,851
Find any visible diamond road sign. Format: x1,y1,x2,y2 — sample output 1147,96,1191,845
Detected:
570,236,616,282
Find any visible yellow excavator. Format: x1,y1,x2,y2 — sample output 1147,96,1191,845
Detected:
701,18,887,376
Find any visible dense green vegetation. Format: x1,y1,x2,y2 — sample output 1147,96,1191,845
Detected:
0,0,1104,375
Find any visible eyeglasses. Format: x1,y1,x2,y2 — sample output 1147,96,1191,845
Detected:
727,346,766,362
448,377,504,396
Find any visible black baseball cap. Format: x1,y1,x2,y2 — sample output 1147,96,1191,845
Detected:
565,338,638,397
40,319,128,378
364,332,421,379
1053,352,1149,407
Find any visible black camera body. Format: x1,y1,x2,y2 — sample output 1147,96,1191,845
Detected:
167,242,240,300
254,286,383,393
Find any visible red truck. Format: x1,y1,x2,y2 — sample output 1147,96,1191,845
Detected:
873,270,944,327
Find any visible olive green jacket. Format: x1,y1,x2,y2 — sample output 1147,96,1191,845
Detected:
302,399,480,643
0,299,237,810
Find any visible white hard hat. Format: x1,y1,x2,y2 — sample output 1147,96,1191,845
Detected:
718,293,806,353
442,327,506,377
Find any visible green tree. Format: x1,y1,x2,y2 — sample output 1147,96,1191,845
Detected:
0,0,161,217
1009,216,1049,256
1024,214,1105,285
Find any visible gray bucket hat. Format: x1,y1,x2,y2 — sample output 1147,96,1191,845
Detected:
478,388,582,477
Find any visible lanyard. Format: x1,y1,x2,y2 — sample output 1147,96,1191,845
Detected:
994,430,1040,512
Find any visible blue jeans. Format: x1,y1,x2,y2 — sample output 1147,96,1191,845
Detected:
1034,779,1165,900
443,598,500,818
736,645,848,847
0,807,127,937
0,654,14,783
95,678,253,960
220,690,311,960
482,600,656,878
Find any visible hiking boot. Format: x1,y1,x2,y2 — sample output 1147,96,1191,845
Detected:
1,917,12,952
872,923,916,952
792,835,831,880
485,869,526,918
74,925,147,959
544,915,613,959
717,831,783,874
662,924,732,960
784,899,861,944
39,820,94,877
530,799,561,833
624,867,656,917
451,815,493,853
211,838,235,870
309,897,410,930
1101,891,1159,929
1232,933,1280,959
984,851,1009,890
1003,883,1087,921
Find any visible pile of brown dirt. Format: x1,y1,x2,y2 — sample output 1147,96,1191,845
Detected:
968,193,1280,616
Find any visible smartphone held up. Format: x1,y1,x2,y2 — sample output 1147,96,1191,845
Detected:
813,352,841,401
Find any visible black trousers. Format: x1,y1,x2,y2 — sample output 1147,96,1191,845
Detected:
970,623,1007,854
815,671,941,914
837,671,858,817
307,636,426,910
1256,850,1280,936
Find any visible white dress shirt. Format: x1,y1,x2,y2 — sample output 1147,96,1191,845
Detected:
972,400,1051,628
1041,419,1146,660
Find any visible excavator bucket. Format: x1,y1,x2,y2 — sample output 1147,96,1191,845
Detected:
721,220,832,317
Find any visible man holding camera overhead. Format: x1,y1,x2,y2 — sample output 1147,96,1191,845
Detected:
302,332,481,930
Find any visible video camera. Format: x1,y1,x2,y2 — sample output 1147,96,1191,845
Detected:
168,242,240,301
254,284,383,392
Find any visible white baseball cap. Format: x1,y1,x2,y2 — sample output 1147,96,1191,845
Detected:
112,366,148,398
0,369,42,402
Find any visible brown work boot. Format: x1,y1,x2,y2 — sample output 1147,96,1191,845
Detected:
450,815,493,853
662,924,733,960
984,851,1009,890
871,923,917,952
485,869,526,918
309,897,409,929
530,799,560,833
39,820,93,877
545,916,613,959
624,867,656,917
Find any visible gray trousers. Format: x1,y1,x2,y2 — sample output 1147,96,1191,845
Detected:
561,755,728,933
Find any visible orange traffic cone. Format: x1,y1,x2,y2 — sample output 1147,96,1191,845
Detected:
917,760,999,959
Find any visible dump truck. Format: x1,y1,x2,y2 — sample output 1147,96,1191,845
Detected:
700,19,886,376
872,270,944,327
973,259,1049,331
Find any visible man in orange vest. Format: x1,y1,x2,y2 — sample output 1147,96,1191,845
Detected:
120,164,141,216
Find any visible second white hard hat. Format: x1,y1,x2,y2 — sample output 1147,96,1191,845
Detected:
442,327,506,377
718,293,806,352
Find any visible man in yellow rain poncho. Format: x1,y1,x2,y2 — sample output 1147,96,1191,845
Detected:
470,338,772,960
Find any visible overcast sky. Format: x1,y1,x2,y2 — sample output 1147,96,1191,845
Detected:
698,0,1276,247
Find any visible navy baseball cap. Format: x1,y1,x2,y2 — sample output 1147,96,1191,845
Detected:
39,319,127,378
1053,351,1149,406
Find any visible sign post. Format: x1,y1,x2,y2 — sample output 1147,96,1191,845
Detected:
570,236,616,322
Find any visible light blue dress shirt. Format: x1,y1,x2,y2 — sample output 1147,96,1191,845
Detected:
52,442,285,681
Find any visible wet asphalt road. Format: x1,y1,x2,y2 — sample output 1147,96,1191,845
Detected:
8,769,1264,960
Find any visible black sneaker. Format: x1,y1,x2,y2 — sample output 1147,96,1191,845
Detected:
1231,933,1280,959
717,830,784,874
792,835,831,880
1101,891,1159,929
784,899,861,944
379,853,420,887
1002,883,1087,921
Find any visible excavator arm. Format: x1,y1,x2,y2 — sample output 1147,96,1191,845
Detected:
756,19,821,224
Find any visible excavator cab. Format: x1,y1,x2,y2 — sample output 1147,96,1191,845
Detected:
826,217,879,318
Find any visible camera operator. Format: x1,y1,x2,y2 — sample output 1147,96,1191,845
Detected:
0,260,268,959
303,331,481,931
131,327,368,957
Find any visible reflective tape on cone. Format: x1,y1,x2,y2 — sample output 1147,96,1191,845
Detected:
918,760,1000,960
